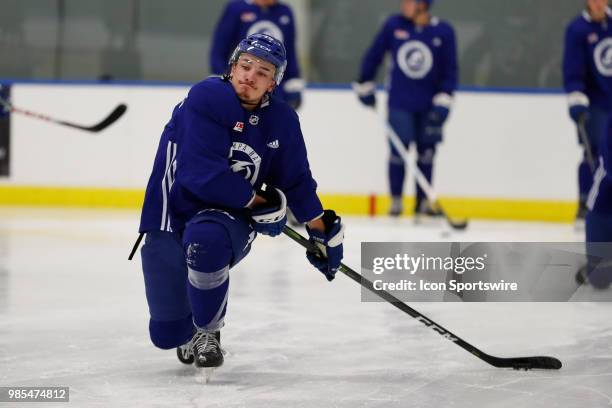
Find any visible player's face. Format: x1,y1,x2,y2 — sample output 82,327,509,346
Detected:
588,0,609,18
230,53,277,105
401,0,426,19
253,0,277,7
401,0,418,18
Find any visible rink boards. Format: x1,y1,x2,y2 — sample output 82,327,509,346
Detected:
0,83,581,221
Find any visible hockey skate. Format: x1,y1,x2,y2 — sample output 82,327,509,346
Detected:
389,196,403,217
413,199,443,226
177,329,223,383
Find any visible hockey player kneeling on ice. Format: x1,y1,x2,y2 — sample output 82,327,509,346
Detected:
136,33,344,371
353,0,457,218
580,117,612,289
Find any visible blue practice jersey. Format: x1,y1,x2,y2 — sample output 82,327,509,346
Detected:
139,77,323,233
588,117,612,214
210,0,303,98
563,8,612,110
358,14,458,112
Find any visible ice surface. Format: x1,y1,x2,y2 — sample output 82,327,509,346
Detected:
0,208,610,407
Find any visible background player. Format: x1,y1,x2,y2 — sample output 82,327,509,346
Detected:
353,0,458,218
580,117,612,289
563,0,612,221
210,0,304,110
138,34,344,370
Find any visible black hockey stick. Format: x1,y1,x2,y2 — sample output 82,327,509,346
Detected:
385,122,468,230
577,116,596,172
283,225,562,370
0,95,127,133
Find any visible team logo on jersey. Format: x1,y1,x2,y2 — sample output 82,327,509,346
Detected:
230,142,261,185
394,29,409,40
247,20,284,43
280,15,291,25
594,37,612,76
396,40,433,79
249,114,259,125
233,122,244,132
241,12,256,23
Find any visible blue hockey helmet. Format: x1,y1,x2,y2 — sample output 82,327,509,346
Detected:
228,33,287,85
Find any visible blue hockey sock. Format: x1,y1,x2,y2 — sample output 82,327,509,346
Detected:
183,221,233,331
389,156,405,197
578,161,593,204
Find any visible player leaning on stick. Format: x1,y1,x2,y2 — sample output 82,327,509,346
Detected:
210,0,304,110
563,0,612,221
137,34,344,370
580,118,612,289
353,0,458,219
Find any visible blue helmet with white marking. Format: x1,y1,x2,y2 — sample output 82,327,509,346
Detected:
228,33,287,85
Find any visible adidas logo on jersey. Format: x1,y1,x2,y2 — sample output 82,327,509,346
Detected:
267,140,279,149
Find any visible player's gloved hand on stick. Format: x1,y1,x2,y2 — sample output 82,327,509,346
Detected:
569,104,588,124
567,92,589,124
305,210,345,282
425,93,452,137
352,81,376,108
251,187,287,237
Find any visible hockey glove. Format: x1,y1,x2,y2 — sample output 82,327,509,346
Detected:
285,91,302,110
425,93,452,139
568,92,589,124
305,210,345,281
251,187,287,237
569,105,588,124
352,81,376,108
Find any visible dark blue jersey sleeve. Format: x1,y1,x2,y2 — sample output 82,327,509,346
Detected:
563,22,588,94
210,2,240,75
439,24,458,95
358,18,393,83
175,84,254,209
267,109,323,223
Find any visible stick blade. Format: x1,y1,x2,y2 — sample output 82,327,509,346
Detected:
448,219,469,231
88,103,127,132
491,356,562,370
61,103,127,132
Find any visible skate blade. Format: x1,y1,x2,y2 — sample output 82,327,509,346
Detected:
196,367,216,384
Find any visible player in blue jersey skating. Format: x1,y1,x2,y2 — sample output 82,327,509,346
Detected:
210,0,304,110
563,0,612,221
578,117,612,289
137,34,344,370
353,0,458,219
